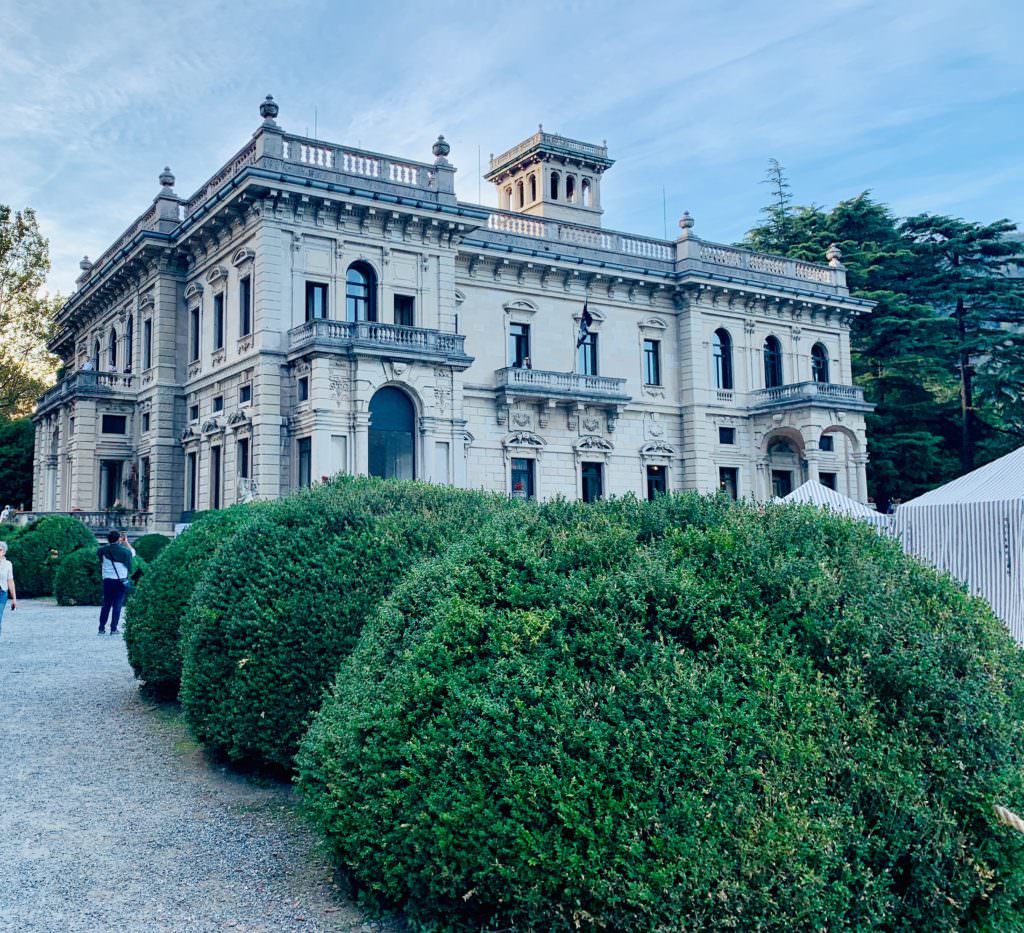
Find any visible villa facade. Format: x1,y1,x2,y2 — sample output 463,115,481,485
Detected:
32,96,874,533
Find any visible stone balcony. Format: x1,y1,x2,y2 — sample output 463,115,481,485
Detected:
15,510,151,534
287,319,473,369
495,366,631,431
748,381,873,413
35,372,135,417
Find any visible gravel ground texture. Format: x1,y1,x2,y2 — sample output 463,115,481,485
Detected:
0,598,403,933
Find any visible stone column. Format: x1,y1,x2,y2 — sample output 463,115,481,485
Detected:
853,453,869,503
353,410,370,476
804,451,820,484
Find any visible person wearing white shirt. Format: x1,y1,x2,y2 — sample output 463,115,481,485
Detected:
0,540,18,634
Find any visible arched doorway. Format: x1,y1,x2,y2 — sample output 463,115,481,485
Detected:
368,387,416,480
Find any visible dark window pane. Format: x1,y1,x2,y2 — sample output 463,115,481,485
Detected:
190,308,200,361
577,332,598,375
819,434,835,452
820,472,837,490
511,457,535,499
713,329,733,389
646,464,666,500
305,282,328,321
763,336,783,388
101,415,127,434
239,276,252,336
368,387,415,480
581,461,603,502
811,343,830,383
719,467,738,500
394,294,415,326
210,446,222,509
643,339,661,386
509,322,531,367
346,264,376,322
719,426,735,444
213,294,224,349
297,437,312,488
771,470,793,498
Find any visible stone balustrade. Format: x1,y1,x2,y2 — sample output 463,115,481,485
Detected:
490,132,609,171
749,381,868,409
485,211,673,262
495,366,630,403
695,243,834,286
288,319,469,363
36,371,135,413
14,510,151,532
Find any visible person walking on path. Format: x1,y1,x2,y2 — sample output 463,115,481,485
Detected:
98,530,133,636
0,540,17,635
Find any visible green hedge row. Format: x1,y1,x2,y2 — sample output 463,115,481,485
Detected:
7,516,97,597
128,479,1024,930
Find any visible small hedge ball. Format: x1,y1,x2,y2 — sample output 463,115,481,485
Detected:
124,507,251,694
298,500,1024,932
11,516,97,597
132,533,170,563
179,477,510,771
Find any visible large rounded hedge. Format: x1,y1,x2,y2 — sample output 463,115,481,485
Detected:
124,507,251,693
179,477,510,771
298,499,1024,931
11,516,97,597
132,533,170,563
54,547,148,606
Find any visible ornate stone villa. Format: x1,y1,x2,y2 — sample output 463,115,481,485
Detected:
31,96,873,533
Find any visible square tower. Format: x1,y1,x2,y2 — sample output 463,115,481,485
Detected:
486,127,613,226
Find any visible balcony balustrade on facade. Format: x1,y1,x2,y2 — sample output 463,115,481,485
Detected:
288,319,471,367
36,371,135,415
495,366,630,404
749,381,871,411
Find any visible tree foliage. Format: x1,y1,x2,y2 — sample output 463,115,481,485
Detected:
0,418,34,509
0,206,59,419
743,166,1024,506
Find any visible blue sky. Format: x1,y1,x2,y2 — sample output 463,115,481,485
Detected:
2,0,1022,295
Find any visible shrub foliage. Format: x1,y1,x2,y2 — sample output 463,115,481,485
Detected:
179,477,509,771
132,533,170,563
10,515,96,597
298,499,1024,932
54,547,148,606
124,507,250,693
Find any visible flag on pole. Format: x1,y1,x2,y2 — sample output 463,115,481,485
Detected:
576,301,593,348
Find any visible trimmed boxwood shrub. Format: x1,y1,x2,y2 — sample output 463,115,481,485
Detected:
298,499,1024,932
11,516,97,597
124,507,251,694
133,533,170,563
179,477,511,771
54,547,148,606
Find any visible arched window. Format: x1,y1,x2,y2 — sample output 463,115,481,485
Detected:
712,328,733,389
125,316,134,372
550,171,560,201
582,177,592,207
811,342,830,383
92,339,100,370
529,173,537,202
763,335,783,388
107,328,118,370
368,387,415,480
515,180,524,208
504,186,512,209
346,262,377,322
566,175,576,202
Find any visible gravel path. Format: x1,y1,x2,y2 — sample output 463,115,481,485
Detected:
0,599,401,932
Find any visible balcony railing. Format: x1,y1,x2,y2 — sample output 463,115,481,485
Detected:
495,366,630,403
36,371,135,412
288,319,470,363
15,510,151,533
750,381,870,410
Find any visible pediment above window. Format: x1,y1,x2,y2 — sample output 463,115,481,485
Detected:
454,288,466,307
138,291,155,311
573,306,606,326
575,434,614,453
184,282,204,302
503,430,546,450
231,248,256,267
640,441,675,460
503,299,538,317
206,265,229,284
638,316,668,333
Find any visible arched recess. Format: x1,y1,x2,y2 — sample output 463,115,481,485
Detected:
763,335,783,388
811,342,830,383
712,328,733,389
107,328,118,370
819,423,860,452
761,427,805,499
92,339,101,370
368,386,416,480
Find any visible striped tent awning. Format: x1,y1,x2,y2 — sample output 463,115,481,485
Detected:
894,446,1024,642
781,480,892,530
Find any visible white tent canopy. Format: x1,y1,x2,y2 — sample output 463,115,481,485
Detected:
780,480,891,530
893,446,1024,641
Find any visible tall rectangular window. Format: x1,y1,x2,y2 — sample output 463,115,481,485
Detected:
581,461,603,503
646,464,667,500
394,294,415,326
143,319,153,369
239,275,252,336
719,467,738,501
186,452,198,512
643,339,661,386
298,376,309,402
771,470,793,499
140,457,151,510
210,446,222,509
509,323,531,368
189,307,200,361
305,282,328,322
511,457,535,500
820,472,837,490
239,383,252,405
213,293,225,350
237,437,250,480
577,332,598,376
297,437,312,488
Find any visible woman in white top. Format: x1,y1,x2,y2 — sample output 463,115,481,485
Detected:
0,540,18,634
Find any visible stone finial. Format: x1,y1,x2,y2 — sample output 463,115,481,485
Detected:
159,166,175,189
79,256,93,273
826,242,843,267
678,211,695,238
432,134,451,163
259,94,279,124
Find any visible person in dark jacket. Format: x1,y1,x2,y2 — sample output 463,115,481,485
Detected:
98,529,134,636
